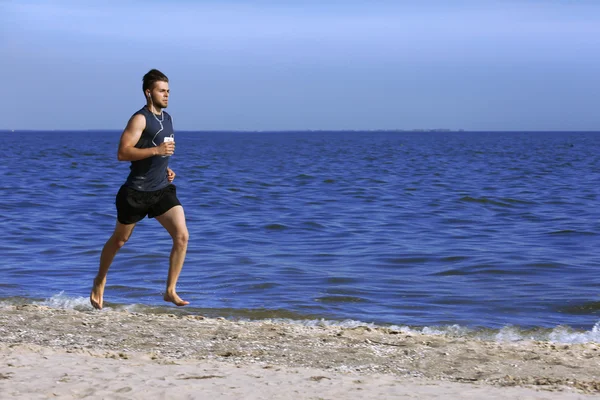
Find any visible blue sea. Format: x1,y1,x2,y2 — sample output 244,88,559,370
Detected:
1,130,599,343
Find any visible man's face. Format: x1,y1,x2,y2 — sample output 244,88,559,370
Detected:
150,81,170,109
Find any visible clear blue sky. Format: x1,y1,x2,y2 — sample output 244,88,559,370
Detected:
2,0,599,131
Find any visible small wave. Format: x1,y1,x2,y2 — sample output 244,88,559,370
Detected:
31,292,146,312
459,196,511,207
256,319,600,343
259,182,276,187
431,264,530,277
547,323,600,344
441,218,476,224
302,221,325,229
431,269,464,276
547,230,596,236
274,318,385,330
525,262,567,269
381,257,431,264
246,282,280,290
264,223,288,230
49,183,69,189
501,197,536,205
315,296,368,303
555,301,600,315
39,248,61,255
35,292,93,311
366,178,388,184
492,323,600,344
440,255,469,263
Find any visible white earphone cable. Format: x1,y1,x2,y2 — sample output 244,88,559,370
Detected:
149,95,165,146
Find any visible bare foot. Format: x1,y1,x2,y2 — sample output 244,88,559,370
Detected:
164,291,190,306
90,277,105,310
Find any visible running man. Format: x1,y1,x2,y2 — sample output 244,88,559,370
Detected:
90,69,189,309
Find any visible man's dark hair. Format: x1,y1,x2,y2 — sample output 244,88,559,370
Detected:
142,69,169,93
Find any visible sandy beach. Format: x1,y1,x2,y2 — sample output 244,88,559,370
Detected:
1,304,598,399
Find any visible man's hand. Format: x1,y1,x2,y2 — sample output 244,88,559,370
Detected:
156,141,175,157
167,168,176,183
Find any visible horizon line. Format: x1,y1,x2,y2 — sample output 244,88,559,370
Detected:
2,129,600,133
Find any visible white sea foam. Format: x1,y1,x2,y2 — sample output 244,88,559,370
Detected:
492,322,600,344
422,324,472,337
494,326,530,342
261,318,600,344
547,321,600,344
35,291,93,310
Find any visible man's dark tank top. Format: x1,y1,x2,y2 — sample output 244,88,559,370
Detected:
123,106,174,191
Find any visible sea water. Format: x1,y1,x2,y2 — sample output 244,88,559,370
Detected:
1,130,599,342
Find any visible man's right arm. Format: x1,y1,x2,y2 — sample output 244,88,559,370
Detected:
117,114,173,161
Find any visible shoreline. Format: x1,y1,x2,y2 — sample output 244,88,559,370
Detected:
1,304,599,398
4,294,599,340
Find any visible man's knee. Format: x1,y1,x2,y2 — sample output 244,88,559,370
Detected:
112,234,131,249
173,230,189,248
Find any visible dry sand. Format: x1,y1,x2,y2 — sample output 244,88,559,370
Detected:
1,304,598,399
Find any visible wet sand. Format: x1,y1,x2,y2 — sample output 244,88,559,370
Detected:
1,305,598,399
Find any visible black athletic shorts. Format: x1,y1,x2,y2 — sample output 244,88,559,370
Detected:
115,184,182,225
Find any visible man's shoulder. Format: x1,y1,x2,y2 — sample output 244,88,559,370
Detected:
129,108,150,127
133,106,150,118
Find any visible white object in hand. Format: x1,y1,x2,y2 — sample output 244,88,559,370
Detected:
163,135,174,157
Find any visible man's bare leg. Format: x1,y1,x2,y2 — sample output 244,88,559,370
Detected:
90,221,136,310
156,205,190,306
